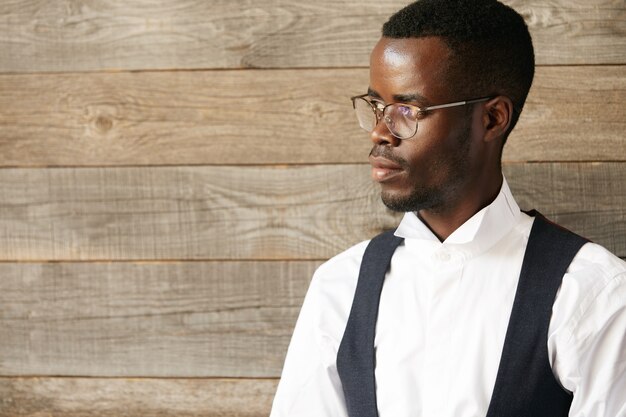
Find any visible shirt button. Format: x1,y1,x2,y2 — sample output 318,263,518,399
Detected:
437,251,451,262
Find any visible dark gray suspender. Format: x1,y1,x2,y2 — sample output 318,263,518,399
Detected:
336,212,588,417
485,211,588,416
336,230,403,417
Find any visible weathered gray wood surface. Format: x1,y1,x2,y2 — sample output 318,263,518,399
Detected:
1,157,624,379
0,66,623,167
505,66,625,163
1,0,624,414
0,261,316,377
0,163,623,262
0,0,624,73
0,377,277,416
508,163,626,252
0,164,397,261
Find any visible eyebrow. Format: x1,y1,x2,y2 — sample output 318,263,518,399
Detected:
367,87,430,106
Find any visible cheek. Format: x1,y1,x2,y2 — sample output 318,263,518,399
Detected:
414,117,457,154
409,116,471,174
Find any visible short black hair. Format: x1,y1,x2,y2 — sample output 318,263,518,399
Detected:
382,0,535,142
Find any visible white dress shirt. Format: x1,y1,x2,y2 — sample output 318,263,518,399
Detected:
270,178,626,417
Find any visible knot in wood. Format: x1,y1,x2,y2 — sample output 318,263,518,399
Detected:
94,115,113,133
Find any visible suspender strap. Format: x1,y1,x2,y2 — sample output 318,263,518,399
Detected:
486,212,588,417
336,230,404,417
337,212,589,417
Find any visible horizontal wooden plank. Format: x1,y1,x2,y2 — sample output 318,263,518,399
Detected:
0,377,277,416
0,66,623,166
0,68,372,166
0,165,399,261
0,163,623,261
0,261,316,377
0,0,623,73
506,162,626,254
503,66,626,162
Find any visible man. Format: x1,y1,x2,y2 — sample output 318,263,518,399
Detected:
270,0,626,416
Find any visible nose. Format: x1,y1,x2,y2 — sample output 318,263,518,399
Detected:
370,117,401,147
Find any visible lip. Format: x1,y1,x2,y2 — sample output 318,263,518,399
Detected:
369,155,404,182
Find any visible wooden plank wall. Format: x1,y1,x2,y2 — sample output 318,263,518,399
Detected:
0,1,624,415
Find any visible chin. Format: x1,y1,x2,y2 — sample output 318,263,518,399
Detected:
380,189,436,213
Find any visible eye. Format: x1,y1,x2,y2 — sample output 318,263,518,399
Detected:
397,105,417,118
398,105,412,116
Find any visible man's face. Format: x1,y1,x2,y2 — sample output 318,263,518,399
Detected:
368,36,483,213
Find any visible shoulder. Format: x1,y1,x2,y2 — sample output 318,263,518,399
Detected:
554,241,626,342
550,242,626,396
564,241,626,307
530,213,625,291
313,230,401,281
294,239,373,353
570,241,625,277
303,240,369,326
311,239,371,293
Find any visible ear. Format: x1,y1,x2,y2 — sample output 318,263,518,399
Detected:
481,96,514,144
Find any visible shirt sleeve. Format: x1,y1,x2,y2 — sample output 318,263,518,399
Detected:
551,264,626,417
270,269,350,417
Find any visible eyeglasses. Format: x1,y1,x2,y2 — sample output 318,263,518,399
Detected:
350,94,492,140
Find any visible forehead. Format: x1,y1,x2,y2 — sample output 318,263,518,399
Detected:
369,36,453,103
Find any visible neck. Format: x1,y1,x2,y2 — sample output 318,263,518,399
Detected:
418,172,503,242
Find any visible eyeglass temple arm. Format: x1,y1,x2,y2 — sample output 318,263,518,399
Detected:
422,97,492,111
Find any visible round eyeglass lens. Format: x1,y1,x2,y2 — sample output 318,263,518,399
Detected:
354,98,376,132
385,104,418,139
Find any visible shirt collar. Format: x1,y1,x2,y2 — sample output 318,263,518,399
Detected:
394,177,521,253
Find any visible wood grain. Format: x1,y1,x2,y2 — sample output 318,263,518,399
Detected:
0,377,277,416
0,0,623,73
0,164,399,261
0,66,623,167
504,66,626,163
506,162,626,252
1,0,622,413
0,261,316,377
0,163,623,262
